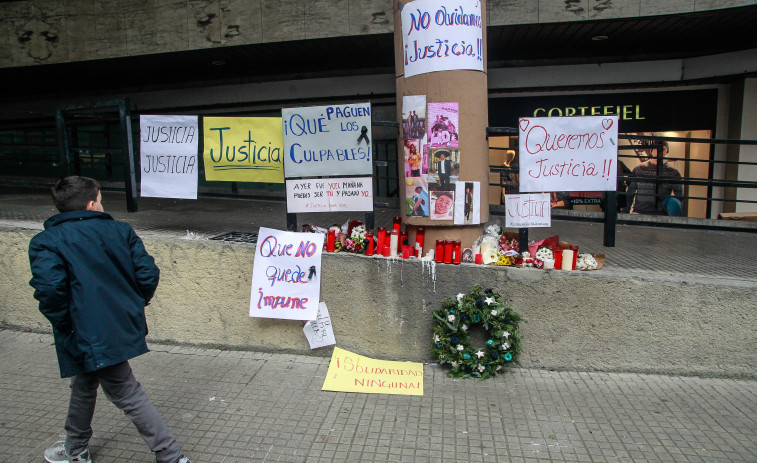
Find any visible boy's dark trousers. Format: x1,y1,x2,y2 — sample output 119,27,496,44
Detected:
65,361,183,463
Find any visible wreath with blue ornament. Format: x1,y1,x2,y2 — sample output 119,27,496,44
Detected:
432,285,522,379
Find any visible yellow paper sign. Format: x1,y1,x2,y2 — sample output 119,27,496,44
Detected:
203,117,284,183
322,347,424,395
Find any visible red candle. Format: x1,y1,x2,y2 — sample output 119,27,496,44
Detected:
435,239,444,263
365,232,374,256
392,216,402,233
475,253,483,265
415,227,425,257
571,245,578,270
377,227,386,248
402,245,412,259
452,241,461,265
327,229,335,252
383,245,391,257
444,240,453,264
554,249,563,269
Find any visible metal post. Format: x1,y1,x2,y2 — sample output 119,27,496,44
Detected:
286,213,297,232
603,191,617,247
518,228,528,253
55,109,71,177
365,211,375,230
118,99,138,212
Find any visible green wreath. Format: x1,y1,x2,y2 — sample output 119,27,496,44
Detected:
431,285,522,379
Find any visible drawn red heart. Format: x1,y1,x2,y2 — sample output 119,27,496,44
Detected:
602,118,613,130
519,119,529,132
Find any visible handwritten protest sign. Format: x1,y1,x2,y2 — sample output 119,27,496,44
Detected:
282,103,372,178
518,116,618,192
401,0,483,78
322,347,424,396
139,115,198,199
249,227,321,321
303,302,336,349
286,176,373,213
505,193,551,228
203,117,284,183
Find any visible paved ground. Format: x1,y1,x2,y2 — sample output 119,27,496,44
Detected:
1,329,755,463
2,186,757,462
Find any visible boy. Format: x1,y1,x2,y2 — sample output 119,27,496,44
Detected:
28,176,190,463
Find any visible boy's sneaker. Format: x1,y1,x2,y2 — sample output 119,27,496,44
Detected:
177,458,191,463
44,441,92,463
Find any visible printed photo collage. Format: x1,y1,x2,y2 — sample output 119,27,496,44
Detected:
402,96,480,224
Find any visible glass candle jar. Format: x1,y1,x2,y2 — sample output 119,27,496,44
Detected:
414,227,425,257
435,239,444,263
326,229,335,252
444,240,453,264
365,232,374,256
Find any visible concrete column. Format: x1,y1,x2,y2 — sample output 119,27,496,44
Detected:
394,0,489,255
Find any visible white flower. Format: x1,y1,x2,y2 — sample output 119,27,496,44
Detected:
535,246,553,261
461,324,468,331
478,365,486,372
475,350,485,359
485,297,495,305
502,343,510,350
349,225,367,241
451,361,459,368
434,335,440,343
482,249,499,265
448,314,455,322
502,331,511,339
456,293,465,301
576,253,598,270
496,365,502,371
491,309,498,316
456,345,464,351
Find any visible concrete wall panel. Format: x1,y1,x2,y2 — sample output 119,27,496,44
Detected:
2,227,755,378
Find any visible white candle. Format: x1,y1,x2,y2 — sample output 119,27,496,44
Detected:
561,250,574,270
389,231,399,257
543,258,555,269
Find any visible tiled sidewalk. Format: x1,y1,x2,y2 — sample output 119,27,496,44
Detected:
1,330,755,463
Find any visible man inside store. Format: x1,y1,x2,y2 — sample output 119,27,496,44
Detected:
627,141,683,216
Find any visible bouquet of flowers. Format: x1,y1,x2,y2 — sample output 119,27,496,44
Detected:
345,224,368,253
576,252,599,270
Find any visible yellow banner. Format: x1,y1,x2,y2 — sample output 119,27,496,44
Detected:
322,347,424,395
203,117,284,183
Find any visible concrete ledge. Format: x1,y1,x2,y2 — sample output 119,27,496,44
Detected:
2,227,755,379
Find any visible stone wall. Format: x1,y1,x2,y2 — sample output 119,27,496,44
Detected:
2,227,755,378
1,0,753,67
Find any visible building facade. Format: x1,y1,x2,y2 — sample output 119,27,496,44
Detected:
1,0,756,217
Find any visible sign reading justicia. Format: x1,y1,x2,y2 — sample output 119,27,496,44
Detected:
401,0,484,78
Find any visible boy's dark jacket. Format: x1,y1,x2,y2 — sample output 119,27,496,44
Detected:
29,210,160,378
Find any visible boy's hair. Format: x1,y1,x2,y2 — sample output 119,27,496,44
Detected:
52,176,100,212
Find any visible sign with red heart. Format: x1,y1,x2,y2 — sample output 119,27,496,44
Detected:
517,115,619,192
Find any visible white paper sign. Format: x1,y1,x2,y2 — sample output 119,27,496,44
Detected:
303,302,336,349
282,103,372,178
505,193,551,228
401,0,484,78
454,181,481,225
139,115,199,199
518,116,619,192
250,227,322,321
286,177,373,213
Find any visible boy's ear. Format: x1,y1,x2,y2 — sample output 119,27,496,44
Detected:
86,200,95,211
